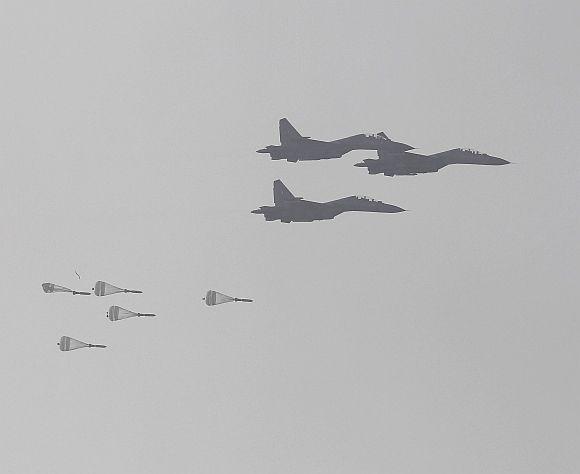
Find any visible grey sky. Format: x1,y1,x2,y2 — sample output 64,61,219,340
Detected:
2,1,579,473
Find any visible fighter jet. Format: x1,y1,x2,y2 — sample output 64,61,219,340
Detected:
251,180,405,223
256,118,414,162
354,148,510,176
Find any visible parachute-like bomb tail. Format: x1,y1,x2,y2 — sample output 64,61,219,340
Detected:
94,280,143,296
42,282,57,293
42,282,71,294
108,305,156,321
43,282,90,295
58,336,106,351
204,290,235,306
205,290,253,306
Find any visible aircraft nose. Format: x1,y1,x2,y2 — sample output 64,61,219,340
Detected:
353,161,366,167
256,148,268,153
487,156,510,165
251,208,262,214
378,203,406,213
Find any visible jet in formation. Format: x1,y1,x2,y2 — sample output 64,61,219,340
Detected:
257,118,413,162
354,148,510,176
251,179,405,223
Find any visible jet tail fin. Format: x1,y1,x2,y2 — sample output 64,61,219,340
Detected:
274,179,299,204
279,118,303,145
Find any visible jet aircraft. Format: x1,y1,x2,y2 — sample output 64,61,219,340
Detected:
354,148,510,176
256,118,414,162
251,180,405,223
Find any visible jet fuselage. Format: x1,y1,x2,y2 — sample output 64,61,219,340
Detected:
258,135,413,162
252,192,405,223
257,118,413,162
354,149,510,176
251,201,341,222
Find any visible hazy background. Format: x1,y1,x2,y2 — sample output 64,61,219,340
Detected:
1,1,579,473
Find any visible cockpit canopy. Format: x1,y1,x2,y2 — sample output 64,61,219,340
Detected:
459,147,485,155
364,132,390,140
355,195,377,202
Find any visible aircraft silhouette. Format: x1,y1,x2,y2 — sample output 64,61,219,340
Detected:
257,118,413,162
251,180,405,223
354,148,510,176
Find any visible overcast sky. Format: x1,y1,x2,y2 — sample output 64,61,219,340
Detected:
2,1,579,473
